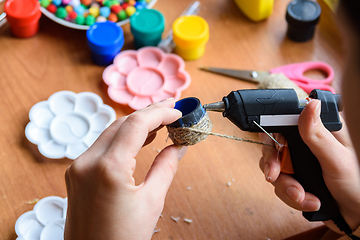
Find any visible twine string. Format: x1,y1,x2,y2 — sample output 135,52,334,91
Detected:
167,113,272,147
184,128,273,146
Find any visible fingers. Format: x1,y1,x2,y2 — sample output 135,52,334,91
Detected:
259,133,283,183
298,100,350,176
332,115,353,148
144,145,188,199
107,99,182,159
75,116,128,164
273,173,321,211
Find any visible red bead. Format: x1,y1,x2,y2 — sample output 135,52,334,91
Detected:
47,4,57,14
111,5,122,14
69,11,77,20
121,3,129,9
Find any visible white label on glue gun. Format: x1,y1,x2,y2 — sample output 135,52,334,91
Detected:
260,114,300,126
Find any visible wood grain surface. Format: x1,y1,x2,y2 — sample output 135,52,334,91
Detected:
0,0,344,239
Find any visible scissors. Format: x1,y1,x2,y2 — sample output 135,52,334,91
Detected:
200,61,335,94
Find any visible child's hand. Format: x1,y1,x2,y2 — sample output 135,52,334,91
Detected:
259,100,360,233
64,99,187,240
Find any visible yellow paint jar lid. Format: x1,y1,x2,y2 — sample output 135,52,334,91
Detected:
172,16,209,48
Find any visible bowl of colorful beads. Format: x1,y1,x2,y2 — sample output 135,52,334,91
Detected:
39,0,158,30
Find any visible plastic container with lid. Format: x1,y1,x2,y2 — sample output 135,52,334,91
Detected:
172,15,209,61
130,9,165,49
286,0,322,42
86,21,125,66
233,0,274,22
4,0,41,38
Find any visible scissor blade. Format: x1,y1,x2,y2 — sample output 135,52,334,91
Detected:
200,67,270,83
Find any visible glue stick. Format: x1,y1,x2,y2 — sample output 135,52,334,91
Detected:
233,0,274,22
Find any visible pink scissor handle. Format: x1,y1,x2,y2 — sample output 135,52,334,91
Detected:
270,61,335,94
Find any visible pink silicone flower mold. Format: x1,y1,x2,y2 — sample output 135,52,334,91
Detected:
103,47,191,110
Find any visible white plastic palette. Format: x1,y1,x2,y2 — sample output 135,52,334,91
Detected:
15,196,67,240
25,91,116,160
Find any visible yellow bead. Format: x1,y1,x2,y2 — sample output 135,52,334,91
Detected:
125,6,136,17
89,7,100,18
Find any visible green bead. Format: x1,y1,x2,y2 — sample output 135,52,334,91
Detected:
103,0,111,7
55,7,68,19
75,15,85,25
109,0,119,6
40,0,50,8
81,3,89,9
118,10,127,21
85,15,96,26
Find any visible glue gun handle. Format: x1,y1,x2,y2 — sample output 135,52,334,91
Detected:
284,131,340,221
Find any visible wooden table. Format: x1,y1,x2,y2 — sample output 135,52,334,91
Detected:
0,0,344,239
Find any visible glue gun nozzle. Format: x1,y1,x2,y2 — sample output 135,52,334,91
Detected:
203,101,225,112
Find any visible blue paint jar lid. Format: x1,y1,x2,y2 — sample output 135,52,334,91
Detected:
130,9,165,39
86,21,125,56
169,97,206,128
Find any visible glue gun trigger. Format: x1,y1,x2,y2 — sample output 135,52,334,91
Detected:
280,141,294,174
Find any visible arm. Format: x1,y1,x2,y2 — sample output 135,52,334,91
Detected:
64,99,187,240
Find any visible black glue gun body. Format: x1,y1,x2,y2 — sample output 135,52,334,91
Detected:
207,89,343,222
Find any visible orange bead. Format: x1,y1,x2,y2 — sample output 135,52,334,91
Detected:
81,0,92,6
108,12,118,22
65,5,73,13
128,0,136,6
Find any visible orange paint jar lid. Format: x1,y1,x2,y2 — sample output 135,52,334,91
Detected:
5,0,41,25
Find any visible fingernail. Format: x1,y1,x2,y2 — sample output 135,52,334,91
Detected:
303,199,321,211
161,98,174,102
178,146,188,161
286,186,301,202
264,162,271,181
313,100,321,124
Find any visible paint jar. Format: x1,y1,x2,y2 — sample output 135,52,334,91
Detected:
86,21,125,66
172,16,209,61
130,9,165,49
233,0,274,22
286,0,321,42
4,0,41,38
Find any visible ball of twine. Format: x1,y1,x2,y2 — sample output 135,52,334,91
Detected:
167,113,213,146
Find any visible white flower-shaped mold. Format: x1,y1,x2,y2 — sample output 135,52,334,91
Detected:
25,91,116,160
15,196,67,240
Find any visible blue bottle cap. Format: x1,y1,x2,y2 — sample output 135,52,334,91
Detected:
86,21,125,56
169,97,206,128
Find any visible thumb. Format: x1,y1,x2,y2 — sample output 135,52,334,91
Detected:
298,99,346,175
143,145,188,198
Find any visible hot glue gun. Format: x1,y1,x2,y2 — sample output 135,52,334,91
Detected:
204,89,343,222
